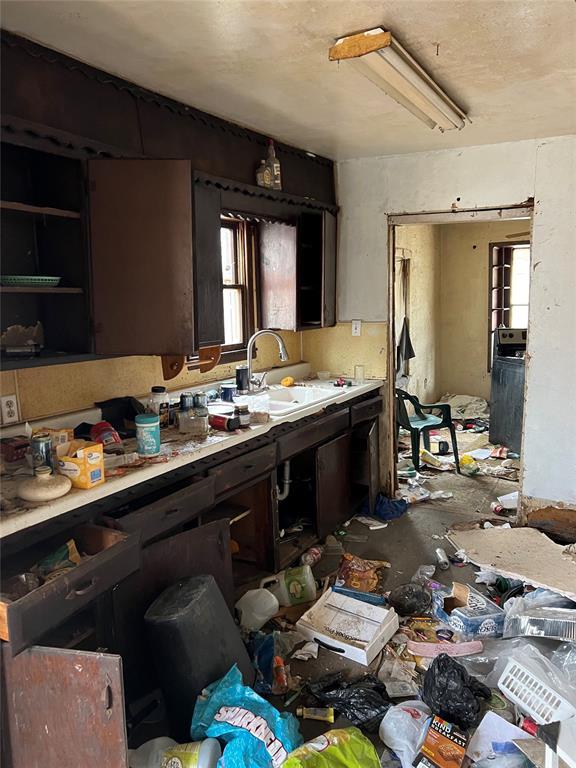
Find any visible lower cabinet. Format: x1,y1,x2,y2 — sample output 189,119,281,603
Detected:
316,433,352,539
1,395,384,766
1,519,232,767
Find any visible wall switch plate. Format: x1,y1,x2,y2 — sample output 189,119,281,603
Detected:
1,394,20,424
352,320,362,337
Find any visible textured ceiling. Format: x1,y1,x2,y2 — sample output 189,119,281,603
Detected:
2,0,576,159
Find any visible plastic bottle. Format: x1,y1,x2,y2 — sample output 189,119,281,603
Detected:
300,545,324,567
148,386,171,429
260,565,317,606
235,588,279,631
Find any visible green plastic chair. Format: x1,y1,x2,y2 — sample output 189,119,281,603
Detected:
395,388,461,473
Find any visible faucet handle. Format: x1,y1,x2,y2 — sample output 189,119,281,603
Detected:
251,371,268,390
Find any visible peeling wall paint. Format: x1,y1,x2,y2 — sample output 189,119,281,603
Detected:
337,135,576,509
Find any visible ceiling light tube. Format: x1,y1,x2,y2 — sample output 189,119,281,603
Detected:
329,28,467,131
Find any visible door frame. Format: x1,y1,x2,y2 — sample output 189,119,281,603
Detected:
385,204,533,494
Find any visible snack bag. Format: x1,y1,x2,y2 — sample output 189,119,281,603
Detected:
284,727,380,768
191,665,302,768
333,553,391,604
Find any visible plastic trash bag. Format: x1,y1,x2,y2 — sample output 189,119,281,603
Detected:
378,701,431,768
308,673,391,732
421,653,491,729
191,664,302,768
284,727,380,768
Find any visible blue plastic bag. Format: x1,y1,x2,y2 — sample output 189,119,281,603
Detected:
363,494,408,521
191,665,302,768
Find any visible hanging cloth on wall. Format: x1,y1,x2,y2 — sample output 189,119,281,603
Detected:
396,257,415,376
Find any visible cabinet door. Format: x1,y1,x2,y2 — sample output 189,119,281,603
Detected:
322,210,337,327
110,520,233,701
89,159,194,355
192,180,225,346
260,221,298,331
351,420,380,515
316,433,351,540
3,645,128,767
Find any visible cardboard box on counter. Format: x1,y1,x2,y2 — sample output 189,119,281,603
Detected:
57,441,105,489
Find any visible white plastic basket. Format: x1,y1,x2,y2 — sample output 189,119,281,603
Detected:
498,659,576,725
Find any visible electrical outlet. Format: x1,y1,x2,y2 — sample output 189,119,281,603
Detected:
1,393,20,424
351,320,362,337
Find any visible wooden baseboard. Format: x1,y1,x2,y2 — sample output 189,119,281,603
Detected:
520,495,576,541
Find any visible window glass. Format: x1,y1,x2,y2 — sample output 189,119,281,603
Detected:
222,287,243,345
220,227,236,285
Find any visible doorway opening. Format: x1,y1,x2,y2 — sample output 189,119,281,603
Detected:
388,207,533,515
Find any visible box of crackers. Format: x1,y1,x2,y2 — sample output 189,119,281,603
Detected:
413,715,468,768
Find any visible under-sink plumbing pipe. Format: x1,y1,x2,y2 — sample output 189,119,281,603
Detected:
276,461,292,502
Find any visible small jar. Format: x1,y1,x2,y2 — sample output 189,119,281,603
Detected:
148,386,171,429
136,413,161,457
234,404,251,428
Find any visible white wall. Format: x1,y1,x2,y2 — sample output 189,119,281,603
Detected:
337,136,576,509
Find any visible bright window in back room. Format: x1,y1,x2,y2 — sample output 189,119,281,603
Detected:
509,245,530,327
488,241,531,369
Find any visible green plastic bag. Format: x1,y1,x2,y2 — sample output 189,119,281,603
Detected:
284,727,380,768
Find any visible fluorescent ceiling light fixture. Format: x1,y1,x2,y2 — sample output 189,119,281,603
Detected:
329,27,467,131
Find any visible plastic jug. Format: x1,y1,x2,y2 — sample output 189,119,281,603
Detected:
260,565,317,606
128,737,176,767
129,737,222,768
235,588,279,630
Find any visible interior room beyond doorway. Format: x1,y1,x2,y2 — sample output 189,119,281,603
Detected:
392,214,532,515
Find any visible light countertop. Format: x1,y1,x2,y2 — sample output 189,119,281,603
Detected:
0,379,383,539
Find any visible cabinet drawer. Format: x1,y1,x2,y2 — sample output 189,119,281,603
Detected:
115,476,215,543
209,444,277,496
277,409,349,461
350,396,383,426
0,525,140,655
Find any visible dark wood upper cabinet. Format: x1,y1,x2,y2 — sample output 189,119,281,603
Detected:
260,209,337,331
322,210,337,328
89,159,195,355
192,179,225,347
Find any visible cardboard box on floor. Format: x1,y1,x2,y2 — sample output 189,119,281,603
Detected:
296,589,399,665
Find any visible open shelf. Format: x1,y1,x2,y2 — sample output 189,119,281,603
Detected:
1,201,81,219
278,531,318,570
0,286,84,294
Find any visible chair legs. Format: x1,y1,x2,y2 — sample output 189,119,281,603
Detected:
422,430,431,451
449,424,461,473
410,429,421,471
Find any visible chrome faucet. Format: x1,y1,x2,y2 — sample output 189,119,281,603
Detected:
246,330,289,391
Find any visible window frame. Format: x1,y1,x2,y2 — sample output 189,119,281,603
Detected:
218,216,258,363
487,240,530,371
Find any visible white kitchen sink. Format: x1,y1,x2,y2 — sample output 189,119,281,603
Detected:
266,385,336,417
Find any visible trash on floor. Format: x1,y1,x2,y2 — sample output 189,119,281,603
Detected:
333,552,391,604
432,581,505,637
379,701,431,768
466,711,533,763
296,588,399,665
308,673,391,731
422,653,491,729
413,715,469,768
191,664,302,768
284,727,381,768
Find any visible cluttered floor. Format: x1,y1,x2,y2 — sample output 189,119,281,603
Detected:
130,427,576,767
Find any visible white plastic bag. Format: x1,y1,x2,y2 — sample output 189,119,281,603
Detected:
378,701,430,768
